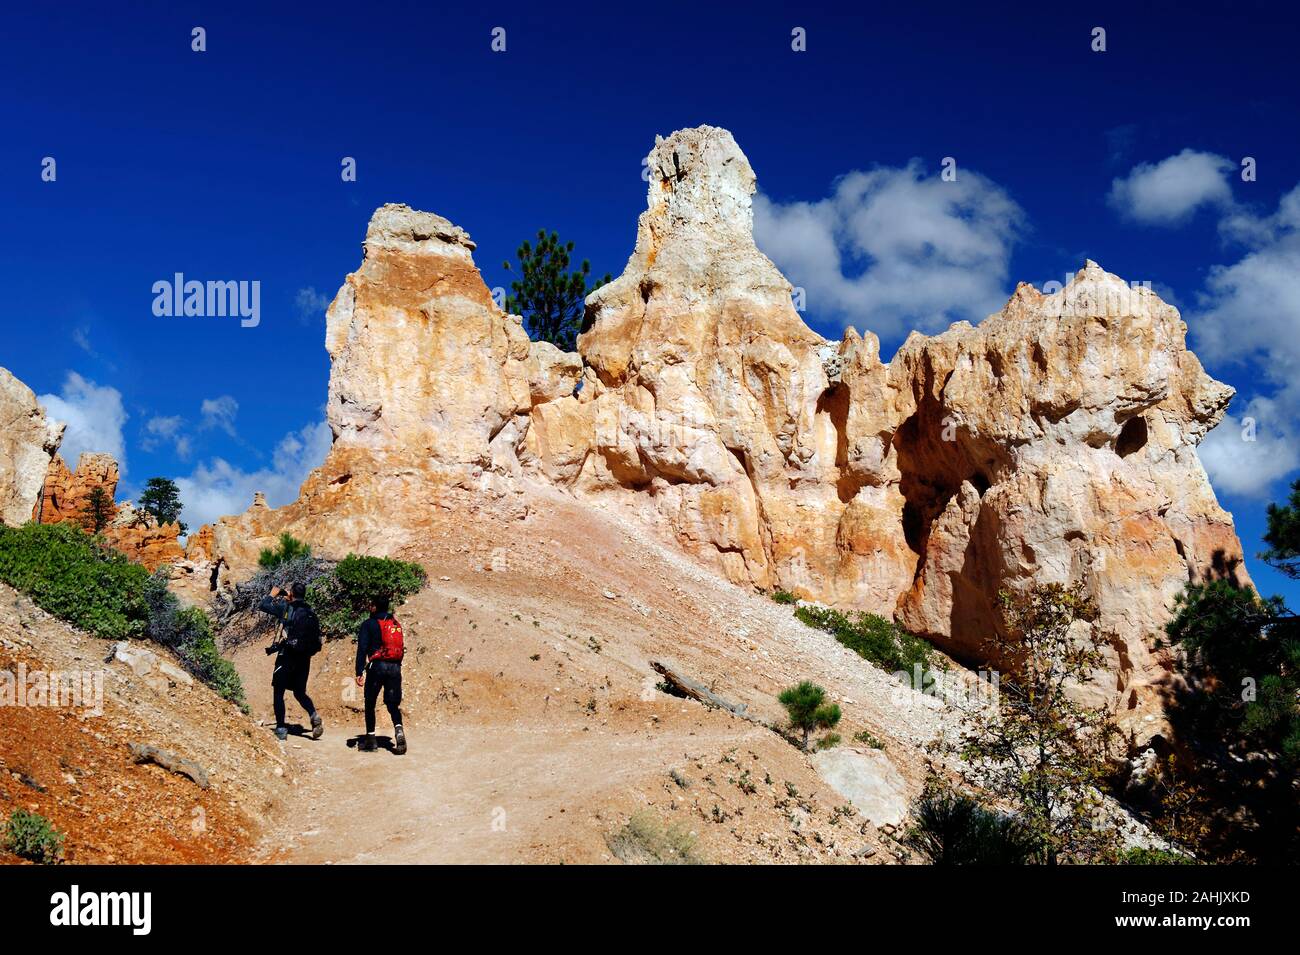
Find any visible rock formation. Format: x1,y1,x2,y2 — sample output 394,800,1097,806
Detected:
0,366,64,526
196,204,577,571
105,499,188,572
34,451,120,525
33,452,186,571
193,126,1249,740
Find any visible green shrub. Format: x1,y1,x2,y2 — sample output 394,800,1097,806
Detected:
795,604,933,675
605,811,703,864
0,522,150,640
3,809,64,863
334,554,427,608
144,572,246,709
309,554,428,641
171,606,246,710
0,524,245,709
906,786,1037,865
258,532,312,569
778,681,842,751
771,589,798,605
1115,846,1199,865
854,729,886,749
816,732,842,750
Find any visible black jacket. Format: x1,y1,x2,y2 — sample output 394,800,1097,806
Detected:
356,613,397,677
258,597,322,661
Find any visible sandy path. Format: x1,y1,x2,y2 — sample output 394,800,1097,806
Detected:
269,716,775,864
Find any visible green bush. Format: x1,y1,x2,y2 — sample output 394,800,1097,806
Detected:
778,680,842,751
770,589,798,605
854,729,886,749
144,572,246,709
795,604,933,675
1115,846,1199,865
3,809,64,863
0,522,150,640
906,786,1037,865
0,523,245,709
309,554,428,641
258,532,312,569
605,811,703,865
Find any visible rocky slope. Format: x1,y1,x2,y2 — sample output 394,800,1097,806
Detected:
0,583,289,863
197,125,1247,744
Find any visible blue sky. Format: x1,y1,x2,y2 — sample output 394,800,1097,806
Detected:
2,1,1297,604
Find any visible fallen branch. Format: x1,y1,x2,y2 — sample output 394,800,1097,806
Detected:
649,660,764,725
128,743,210,790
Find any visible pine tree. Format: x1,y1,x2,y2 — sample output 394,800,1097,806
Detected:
138,477,187,534
258,532,311,569
1262,477,1300,579
79,486,114,534
778,681,842,751
503,229,611,352
945,584,1122,864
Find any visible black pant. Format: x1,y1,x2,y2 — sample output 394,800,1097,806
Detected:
364,660,402,735
272,656,315,727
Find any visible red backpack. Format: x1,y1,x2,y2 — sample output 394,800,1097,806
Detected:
370,616,405,663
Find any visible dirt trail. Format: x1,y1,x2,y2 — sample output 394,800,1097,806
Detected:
268,719,779,864
242,484,958,864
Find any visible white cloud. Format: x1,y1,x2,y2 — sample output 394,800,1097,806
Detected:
175,420,332,530
142,414,192,460
295,286,330,323
1199,398,1300,498
1191,183,1300,499
38,372,129,472
754,160,1025,340
1108,149,1234,226
199,395,239,436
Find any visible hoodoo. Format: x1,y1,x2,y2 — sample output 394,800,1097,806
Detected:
191,126,1249,741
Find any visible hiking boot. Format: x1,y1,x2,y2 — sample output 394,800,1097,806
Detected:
393,725,407,756
274,725,288,742
310,713,324,740
359,734,376,752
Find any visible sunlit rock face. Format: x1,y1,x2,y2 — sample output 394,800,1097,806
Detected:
195,204,578,572
0,366,64,527
883,265,1247,731
527,127,1248,738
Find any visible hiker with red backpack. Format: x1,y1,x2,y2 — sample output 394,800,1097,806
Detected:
354,593,406,754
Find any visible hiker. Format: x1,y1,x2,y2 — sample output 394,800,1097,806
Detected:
355,594,406,755
257,582,324,742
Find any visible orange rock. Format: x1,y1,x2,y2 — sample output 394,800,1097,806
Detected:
33,453,184,572
34,453,119,526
